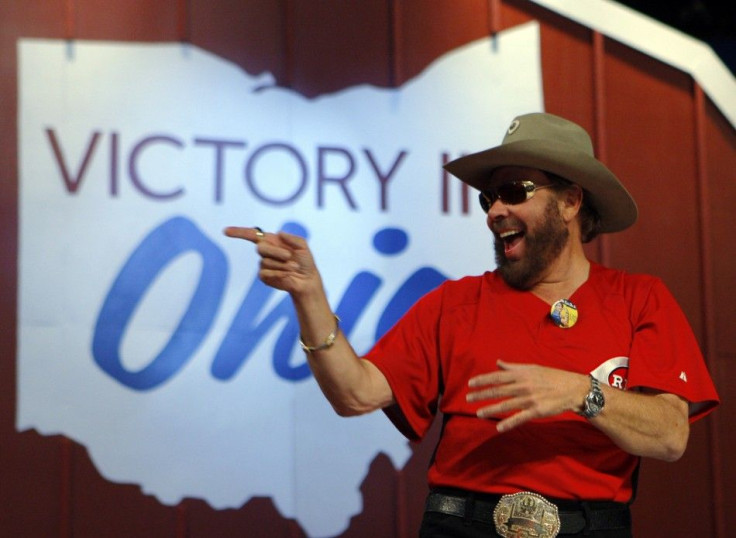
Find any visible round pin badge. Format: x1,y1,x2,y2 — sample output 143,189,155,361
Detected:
550,299,578,329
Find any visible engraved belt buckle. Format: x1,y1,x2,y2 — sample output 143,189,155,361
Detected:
493,491,561,538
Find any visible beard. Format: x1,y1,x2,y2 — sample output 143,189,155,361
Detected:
494,197,569,290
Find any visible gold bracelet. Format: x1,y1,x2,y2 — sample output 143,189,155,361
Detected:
299,314,340,354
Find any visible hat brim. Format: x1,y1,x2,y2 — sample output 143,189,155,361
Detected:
444,139,638,233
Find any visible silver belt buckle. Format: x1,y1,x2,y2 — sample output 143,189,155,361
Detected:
493,491,561,538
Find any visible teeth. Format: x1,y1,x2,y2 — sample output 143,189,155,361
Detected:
500,230,521,239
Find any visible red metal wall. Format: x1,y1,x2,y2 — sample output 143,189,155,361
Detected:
1,1,733,536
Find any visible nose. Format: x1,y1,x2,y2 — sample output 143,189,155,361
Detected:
486,197,509,221
485,199,510,233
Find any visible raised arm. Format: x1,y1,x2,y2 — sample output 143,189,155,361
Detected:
224,226,395,416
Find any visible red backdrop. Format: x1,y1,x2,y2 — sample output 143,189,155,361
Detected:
1,1,733,536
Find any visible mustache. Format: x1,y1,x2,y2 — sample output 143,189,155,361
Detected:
490,217,526,235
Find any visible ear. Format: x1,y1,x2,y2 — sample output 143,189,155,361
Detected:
559,185,583,224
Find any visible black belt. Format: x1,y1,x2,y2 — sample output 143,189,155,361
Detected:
425,489,631,535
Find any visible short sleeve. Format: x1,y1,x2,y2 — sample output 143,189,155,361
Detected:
627,278,719,421
363,286,444,441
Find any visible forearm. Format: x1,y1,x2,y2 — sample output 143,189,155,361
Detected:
469,362,690,461
292,285,394,417
588,386,689,462
223,226,394,416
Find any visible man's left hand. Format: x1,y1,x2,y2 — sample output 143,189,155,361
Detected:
466,360,589,432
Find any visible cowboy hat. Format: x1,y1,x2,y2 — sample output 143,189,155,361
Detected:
443,112,638,233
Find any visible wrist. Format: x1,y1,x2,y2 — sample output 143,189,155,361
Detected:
572,375,589,414
291,278,328,309
578,375,605,419
300,314,341,354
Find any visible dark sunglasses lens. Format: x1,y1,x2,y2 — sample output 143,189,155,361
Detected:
479,192,490,212
497,182,528,204
479,182,533,212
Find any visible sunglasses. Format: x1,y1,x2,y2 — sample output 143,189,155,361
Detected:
478,180,555,212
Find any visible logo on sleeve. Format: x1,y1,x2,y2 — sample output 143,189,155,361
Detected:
591,356,629,390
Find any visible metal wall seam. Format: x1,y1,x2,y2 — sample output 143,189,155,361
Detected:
694,84,725,538
397,468,408,536
591,30,610,266
64,0,75,40
285,3,298,535
388,0,401,87
178,0,191,43
389,1,408,534
176,2,192,530
488,0,501,36
283,0,295,90
60,437,73,538
176,502,188,538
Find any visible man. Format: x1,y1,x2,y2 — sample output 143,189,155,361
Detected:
225,113,719,537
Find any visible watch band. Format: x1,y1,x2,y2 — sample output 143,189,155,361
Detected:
579,375,605,419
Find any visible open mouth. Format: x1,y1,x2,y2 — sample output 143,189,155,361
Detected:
499,229,525,256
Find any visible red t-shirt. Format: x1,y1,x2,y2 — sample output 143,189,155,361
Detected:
365,262,719,502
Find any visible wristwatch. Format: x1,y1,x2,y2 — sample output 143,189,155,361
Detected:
579,375,605,419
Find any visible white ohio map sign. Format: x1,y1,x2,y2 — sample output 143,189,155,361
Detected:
17,23,543,537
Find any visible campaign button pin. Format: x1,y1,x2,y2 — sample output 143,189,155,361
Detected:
550,299,578,328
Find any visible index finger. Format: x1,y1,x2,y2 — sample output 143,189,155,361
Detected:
223,226,266,244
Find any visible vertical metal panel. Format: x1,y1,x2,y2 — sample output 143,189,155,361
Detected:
176,503,187,538
703,96,736,538
188,0,289,86
602,41,715,538
603,43,704,333
287,0,391,97
517,4,729,538
591,30,610,266
60,437,73,538
73,0,181,41
183,497,308,537
283,0,295,89
694,83,725,538
387,0,400,86
390,0,407,530
0,3,71,536
70,445,180,537
177,0,190,42
64,0,75,39
396,468,408,536
390,0,491,87
488,0,502,35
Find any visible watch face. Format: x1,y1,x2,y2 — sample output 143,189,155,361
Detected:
585,388,605,417
588,392,604,408
579,377,605,418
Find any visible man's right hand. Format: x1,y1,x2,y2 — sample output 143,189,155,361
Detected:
223,227,324,299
